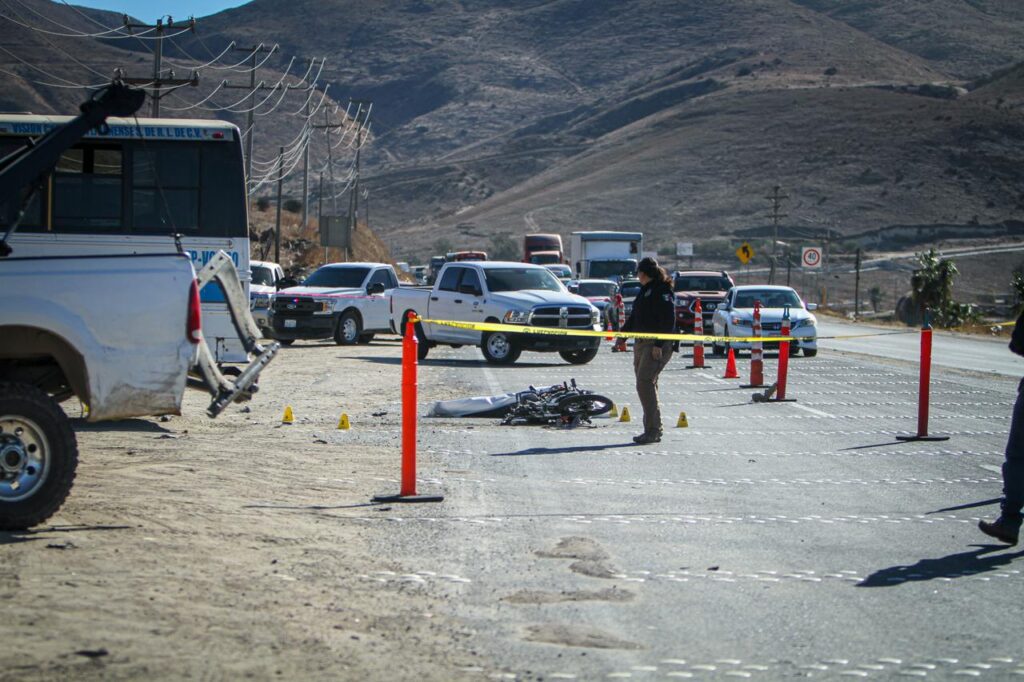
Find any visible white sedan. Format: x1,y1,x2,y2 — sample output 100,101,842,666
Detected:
711,285,818,357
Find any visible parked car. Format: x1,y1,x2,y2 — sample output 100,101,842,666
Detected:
569,279,620,329
389,261,602,365
673,270,734,333
270,263,400,345
618,278,642,318
250,260,285,338
544,263,573,284
711,285,818,357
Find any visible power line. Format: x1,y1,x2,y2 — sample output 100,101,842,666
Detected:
119,16,198,117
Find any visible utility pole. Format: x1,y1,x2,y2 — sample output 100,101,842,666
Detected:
222,44,275,185
121,16,198,117
854,247,862,318
223,53,317,192
274,146,284,264
348,99,372,234
363,188,370,230
311,107,349,217
766,185,789,284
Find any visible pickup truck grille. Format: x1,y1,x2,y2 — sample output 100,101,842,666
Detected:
531,305,593,329
273,297,321,316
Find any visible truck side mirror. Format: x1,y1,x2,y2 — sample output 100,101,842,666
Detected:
367,282,386,295
806,302,818,311
277,277,298,290
568,284,579,294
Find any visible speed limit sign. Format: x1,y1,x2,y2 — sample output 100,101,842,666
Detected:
801,246,823,268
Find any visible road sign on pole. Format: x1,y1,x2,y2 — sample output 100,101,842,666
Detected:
676,242,694,257
801,246,823,268
736,242,754,265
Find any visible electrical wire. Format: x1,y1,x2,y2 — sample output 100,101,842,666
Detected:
158,38,236,72
0,64,106,89
0,43,107,88
0,0,155,38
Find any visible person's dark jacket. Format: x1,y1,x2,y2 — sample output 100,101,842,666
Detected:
621,277,676,348
1011,308,1024,357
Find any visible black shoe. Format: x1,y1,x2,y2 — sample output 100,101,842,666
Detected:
979,516,1020,545
632,431,662,444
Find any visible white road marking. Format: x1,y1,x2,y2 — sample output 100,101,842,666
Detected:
791,403,835,418
979,464,1003,474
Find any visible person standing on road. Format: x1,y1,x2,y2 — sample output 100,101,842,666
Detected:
980,308,1024,545
619,257,676,444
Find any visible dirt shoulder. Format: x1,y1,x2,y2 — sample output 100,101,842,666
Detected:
0,338,480,681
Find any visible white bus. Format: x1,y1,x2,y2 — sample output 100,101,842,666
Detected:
0,115,251,363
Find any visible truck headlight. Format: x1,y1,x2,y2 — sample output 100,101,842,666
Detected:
590,308,600,324
504,310,531,325
731,316,751,326
314,298,333,314
793,317,816,329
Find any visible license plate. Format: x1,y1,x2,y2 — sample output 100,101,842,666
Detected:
284,319,297,328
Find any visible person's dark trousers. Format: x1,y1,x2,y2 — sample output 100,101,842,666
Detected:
1002,377,1024,522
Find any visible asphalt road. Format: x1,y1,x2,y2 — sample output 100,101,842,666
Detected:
338,336,1022,680
817,318,1024,378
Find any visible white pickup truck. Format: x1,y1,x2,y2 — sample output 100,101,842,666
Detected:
269,262,400,345
0,251,276,529
388,261,602,365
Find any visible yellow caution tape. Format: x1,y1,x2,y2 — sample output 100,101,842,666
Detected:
419,318,799,344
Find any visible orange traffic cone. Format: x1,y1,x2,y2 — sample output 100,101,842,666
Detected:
723,348,739,379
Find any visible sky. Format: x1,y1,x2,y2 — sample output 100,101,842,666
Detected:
69,1,252,20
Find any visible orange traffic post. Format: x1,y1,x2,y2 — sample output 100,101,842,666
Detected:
765,304,796,403
373,316,444,503
741,299,764,388
897,310,949,442
687,298,706,369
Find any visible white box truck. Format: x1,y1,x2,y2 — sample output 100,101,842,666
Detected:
569,231,644,282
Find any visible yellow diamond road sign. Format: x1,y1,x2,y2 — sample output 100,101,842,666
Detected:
736,242,754,264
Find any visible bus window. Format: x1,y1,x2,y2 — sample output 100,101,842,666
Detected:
53,145,123,231
199,143,247,238
132,144,200,232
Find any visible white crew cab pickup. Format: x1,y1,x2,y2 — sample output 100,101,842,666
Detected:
388,261,602,365
269,262,400,345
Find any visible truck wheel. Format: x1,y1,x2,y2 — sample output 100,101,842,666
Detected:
559,347,600,365
0,382,78,530
358,333,375,344
481,332,520,365
803,348,817,357
277,339,295,346
334,311,361,345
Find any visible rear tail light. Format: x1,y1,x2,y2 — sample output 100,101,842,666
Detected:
187,279,202,343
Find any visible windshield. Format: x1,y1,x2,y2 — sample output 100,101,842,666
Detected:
303,266,370,288
619,281,642,298
578,281,616,298
590,260,636,279
675,275,732,292
530,252,561,265
733,289,802,309
484,267,563,293
251,265,275,287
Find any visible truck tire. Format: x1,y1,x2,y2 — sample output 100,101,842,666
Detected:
334,310,361,345
277,339,295,346
0,382,78,530
559,347,600,365
403,311,431,361
358,333,375,344
481,331,521,365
